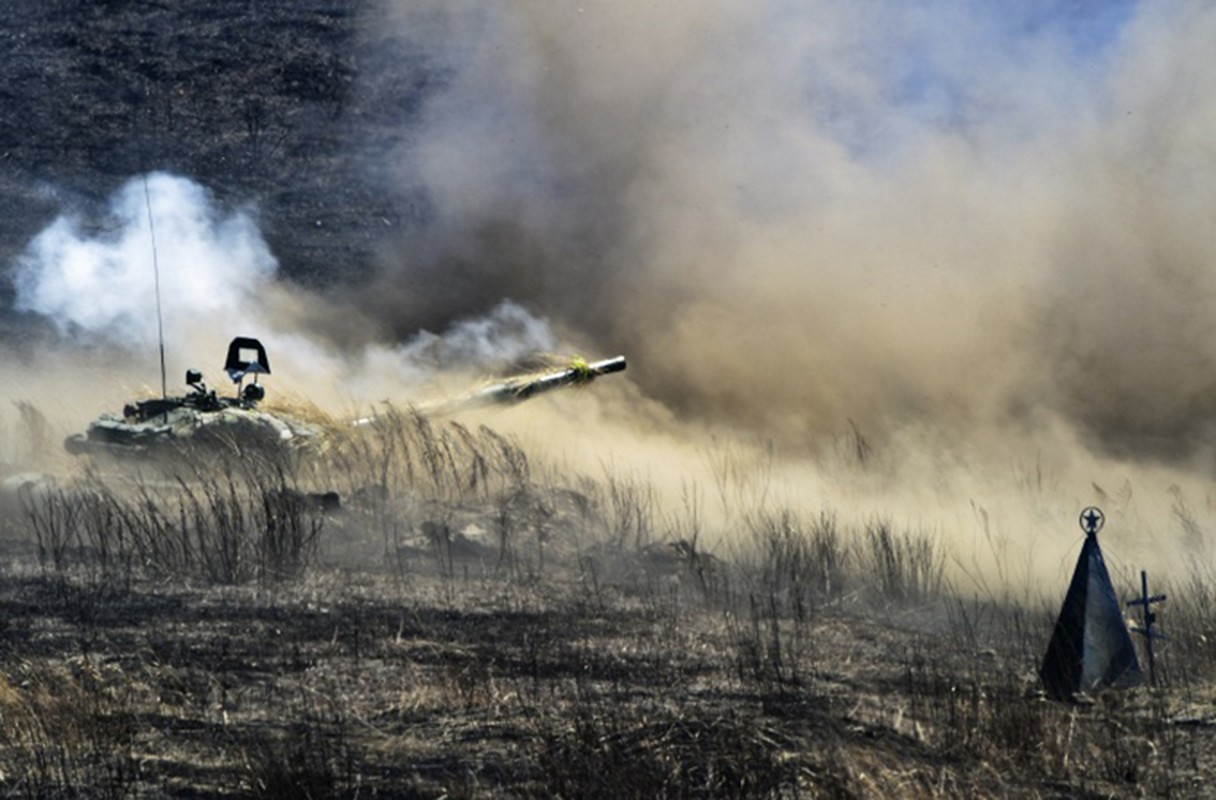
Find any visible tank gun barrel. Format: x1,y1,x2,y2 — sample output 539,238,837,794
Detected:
68,337,627,455
351,355,627,426
465,355,626,409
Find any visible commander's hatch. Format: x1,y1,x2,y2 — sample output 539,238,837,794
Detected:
224,337,271,403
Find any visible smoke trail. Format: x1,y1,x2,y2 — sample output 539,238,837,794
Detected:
362,0,1216,465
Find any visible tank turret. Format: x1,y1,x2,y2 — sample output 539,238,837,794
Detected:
65,337,314,456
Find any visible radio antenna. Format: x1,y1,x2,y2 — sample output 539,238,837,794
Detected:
143,174,168,402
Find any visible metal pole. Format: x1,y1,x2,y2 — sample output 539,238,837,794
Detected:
1141,570,1156,687
1127,569,1166,687
143,174,168,404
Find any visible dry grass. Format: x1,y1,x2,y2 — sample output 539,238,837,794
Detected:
0,406,1213,797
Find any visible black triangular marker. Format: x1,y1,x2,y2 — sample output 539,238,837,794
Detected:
1040,508,1143,701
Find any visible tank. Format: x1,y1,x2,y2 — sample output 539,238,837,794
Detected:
65,337,627,457
65,336,319,456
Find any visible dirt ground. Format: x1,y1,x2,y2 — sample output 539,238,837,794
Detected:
0,489,1213,799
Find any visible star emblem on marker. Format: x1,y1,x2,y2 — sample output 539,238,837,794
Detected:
1080,506,1105,535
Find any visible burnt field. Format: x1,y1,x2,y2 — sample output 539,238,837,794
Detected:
0,0,423,309
0,410,1214,798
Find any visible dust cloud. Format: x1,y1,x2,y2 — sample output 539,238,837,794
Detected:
355,0,1216,587
5,2,1216,596
361,1,1216,454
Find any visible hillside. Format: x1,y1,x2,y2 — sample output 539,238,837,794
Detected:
1,0,422,301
